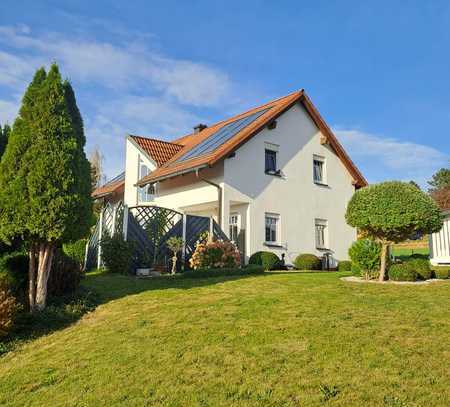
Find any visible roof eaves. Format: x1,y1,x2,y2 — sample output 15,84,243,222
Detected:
135,163,209,186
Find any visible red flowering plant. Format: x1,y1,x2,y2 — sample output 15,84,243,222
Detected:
189,234,240,270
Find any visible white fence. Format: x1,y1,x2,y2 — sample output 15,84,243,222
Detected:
429,210,450,265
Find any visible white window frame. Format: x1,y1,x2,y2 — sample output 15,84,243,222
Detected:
315,218,328,249
137,158,154,203
265,213,280,245
229,213,240,243
313,155,326,185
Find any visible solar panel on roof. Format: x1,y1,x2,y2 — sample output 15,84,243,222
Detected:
176,107,271,162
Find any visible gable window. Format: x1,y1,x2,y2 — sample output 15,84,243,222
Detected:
313,155,326,184
264,142,279,175
229,214,240,243
138,161,154,203
265,213,280,244
265,149,277,173
315,219,328,249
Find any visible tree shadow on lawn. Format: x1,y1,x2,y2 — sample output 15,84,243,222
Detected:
83,269,268,304
0,271,267,356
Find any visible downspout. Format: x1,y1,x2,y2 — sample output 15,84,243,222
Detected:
198,175,222,228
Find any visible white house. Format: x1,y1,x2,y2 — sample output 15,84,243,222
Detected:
93,90,367,265
429,209,450,265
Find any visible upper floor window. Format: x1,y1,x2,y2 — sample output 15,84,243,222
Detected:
138,161,154,203
313,155,326,184
265,213,280,244
265,142,279,175
315,218,328,249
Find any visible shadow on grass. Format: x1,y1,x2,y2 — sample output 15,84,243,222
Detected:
83,269,267,304
0,286,99,357
0,270,266,357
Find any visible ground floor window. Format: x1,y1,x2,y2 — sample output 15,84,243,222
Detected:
265,213,280,244
315,219,328,249
229,214,239,243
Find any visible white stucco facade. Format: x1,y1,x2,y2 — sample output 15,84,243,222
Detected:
121,102,358,264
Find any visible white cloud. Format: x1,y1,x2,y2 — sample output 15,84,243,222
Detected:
0,24,239,178
0,25,232,107
0,99,19,124
335,129,449,185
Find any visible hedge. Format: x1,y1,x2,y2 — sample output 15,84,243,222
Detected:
406,258,431,280
248,251,280,270
338,260,352,272
388,263,418,282
294,254,322,270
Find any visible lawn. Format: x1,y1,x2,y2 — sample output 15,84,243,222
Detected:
0,271,449,406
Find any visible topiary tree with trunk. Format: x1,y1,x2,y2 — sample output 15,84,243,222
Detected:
346,181,442,281
0,64,92,311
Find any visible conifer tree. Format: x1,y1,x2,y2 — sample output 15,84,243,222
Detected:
0,64,92,311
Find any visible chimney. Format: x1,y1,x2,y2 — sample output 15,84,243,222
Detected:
193,123,208,133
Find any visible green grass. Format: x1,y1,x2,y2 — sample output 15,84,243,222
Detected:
391,246,429,258
1,271,449,406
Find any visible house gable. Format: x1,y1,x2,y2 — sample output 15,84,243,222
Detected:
136,90,367,189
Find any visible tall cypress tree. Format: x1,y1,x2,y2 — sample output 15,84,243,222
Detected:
0,64,92,311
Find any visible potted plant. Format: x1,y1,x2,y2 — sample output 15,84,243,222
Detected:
166,236,184,274
136,250,152,276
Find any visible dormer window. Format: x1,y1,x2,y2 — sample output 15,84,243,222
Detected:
265,142,280,175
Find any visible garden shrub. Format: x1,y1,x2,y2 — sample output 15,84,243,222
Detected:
348,239,381,279
0,279,20,337
432,266,449,279
48,249,84,297
181,264,264,279
0,252,28,300
189,240,240,270
62,239,87,271
338,260,352,272
351,263,361,276
101,234,134,274
388,263,418,282
294,254,322,270
406,258,431,280
248,251,280,270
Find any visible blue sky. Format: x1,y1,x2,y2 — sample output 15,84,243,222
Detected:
0,1,448,186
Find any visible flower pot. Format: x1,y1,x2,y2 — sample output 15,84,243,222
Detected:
136,268,151,276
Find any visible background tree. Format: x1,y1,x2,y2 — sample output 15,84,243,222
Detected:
89,147,104,191
428,167,450,210
0,64,92,311
346,181,442,281
428,167,450,192
0,123,11,158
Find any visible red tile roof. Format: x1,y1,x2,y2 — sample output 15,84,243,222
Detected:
136,90,367,188
92,172,125,198
129,135,184,166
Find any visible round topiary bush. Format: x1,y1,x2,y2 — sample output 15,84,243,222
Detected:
388,263,418,282
433,267,449,279
406,258,431,280
294,254,322,270
248,251,280,270
338,260,352,272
